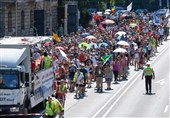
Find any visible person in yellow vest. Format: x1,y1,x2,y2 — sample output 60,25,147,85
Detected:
45,96,64,118
142,62,155,94
41,52,51,70
57,79,67,107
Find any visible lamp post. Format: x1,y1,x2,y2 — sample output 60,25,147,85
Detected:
167,0,169,9
15,0,18,36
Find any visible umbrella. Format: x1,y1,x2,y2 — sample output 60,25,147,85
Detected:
117,40,129,46
130,23,138,28
55,46,64,50
85,35,96,40
90,42,98,49
104,12,110,15
115,31,126,36
113,48,127,53
98,42,108,48
81,32,90,38
102,19,115,25
105,9,111,12
43,41,51,46
78,42,90,49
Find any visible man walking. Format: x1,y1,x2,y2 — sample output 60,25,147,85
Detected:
142,62,155,94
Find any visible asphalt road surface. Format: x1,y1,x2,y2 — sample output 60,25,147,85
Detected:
64,40,170,118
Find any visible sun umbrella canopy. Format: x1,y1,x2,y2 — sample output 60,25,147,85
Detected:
78,42,90,49
105,9,111,12
81,32,90,38
113,48,127,53
104,12,110,15
130,23,138,28
55,46,64,50
102,19,115,25
98,42,109,48
117,40,129,46
115,31,126,36
85,35,96,40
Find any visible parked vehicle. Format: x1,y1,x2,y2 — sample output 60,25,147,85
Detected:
0,36,55,114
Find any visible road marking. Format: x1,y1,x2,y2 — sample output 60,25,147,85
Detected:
155,79,166,85
164,105,169,113
92,43,169,118
102,72,142,118
91,72,140,118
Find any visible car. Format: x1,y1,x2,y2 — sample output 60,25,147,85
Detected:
155,9,168,16
135,9,148,14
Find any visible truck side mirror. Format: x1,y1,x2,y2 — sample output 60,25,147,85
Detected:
25,82,29,87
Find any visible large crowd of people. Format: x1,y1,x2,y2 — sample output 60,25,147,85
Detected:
30,10,169,117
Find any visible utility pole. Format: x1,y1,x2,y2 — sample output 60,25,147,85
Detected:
159,0,162,9
50,0,52,35
167,0,169,9
15,1,18,36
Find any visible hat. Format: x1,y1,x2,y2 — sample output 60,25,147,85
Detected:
80,63,85,67
77,67,81,70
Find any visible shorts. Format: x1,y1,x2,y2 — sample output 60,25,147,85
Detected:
105,78,112,82
134,58,139,63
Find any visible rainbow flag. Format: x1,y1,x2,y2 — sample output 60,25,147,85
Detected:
111,6,116,12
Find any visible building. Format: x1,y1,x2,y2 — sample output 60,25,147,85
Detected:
0,0,58,38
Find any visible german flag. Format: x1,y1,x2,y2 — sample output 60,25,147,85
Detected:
53,32,61,42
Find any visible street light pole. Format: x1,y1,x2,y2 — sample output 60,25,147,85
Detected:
167,0,169,9
50,0,52,35
15,0,18,36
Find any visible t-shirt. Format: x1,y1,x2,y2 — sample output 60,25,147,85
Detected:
80,68,88,80
68,66,77,78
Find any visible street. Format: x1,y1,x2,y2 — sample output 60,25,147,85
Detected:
64,40,170,118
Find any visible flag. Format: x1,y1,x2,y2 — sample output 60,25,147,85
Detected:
101,54,112,65
152,13,160,25
58,49,69,62
53,33,61,42
127,2,132,11
165,9,170,18
111,6,116,12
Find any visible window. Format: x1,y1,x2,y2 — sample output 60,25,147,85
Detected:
21,10,25,30
30,10,33,28
8,11,12,32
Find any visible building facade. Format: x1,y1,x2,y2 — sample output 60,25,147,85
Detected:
0,0,58,37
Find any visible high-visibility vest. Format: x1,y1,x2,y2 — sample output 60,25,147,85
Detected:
53,99,64,113
44,56,51,69
144,67,153,76
45,101,55,116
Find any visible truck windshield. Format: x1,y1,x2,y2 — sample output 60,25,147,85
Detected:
0,74,19,89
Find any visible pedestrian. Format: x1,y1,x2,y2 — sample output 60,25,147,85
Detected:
104,62,113,90
45,96,64,118
95,61,104,92
73,68,84,98
142,62,155,94
112,57,119,84
40,52,51,70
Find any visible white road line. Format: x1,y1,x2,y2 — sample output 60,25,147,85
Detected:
102,72,142,118
91,44,169,118
164,105,169,113
91,71,140,118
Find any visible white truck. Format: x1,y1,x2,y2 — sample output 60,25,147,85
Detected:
0,36,55,114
